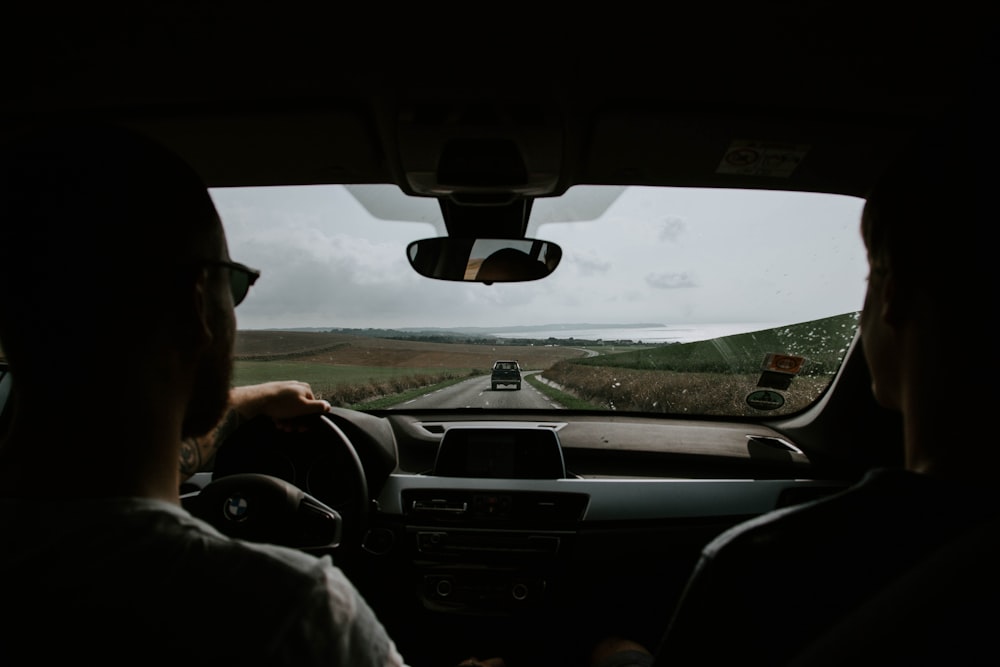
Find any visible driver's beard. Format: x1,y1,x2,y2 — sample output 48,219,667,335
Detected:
181,309,234,440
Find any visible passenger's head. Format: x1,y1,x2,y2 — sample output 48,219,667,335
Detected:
861,122,966,303
859,102,988,409
0,124,241,435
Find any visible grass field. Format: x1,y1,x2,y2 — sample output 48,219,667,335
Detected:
231,330,588,406
234,330,587,369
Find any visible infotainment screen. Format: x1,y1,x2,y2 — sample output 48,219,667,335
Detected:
432,427,566,479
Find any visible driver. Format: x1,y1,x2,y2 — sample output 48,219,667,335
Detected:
0,124,408,665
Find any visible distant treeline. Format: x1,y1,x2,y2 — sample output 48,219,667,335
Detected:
330,328,613,347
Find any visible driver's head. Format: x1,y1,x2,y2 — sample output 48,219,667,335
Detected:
0,124,241,434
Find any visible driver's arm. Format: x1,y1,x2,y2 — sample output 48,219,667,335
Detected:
179,380,332,480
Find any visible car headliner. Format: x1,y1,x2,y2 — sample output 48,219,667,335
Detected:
0,6,983,204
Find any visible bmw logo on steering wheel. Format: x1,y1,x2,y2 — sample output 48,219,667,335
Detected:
224,494,250,522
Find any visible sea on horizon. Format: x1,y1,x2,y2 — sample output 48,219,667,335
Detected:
491,323,785,345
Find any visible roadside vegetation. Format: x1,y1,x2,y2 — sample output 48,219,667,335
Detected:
233,362,478,408
348,376,476,410
541,313,859,416
525,374,597,410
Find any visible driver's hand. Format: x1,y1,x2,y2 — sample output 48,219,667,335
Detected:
230,381,331,432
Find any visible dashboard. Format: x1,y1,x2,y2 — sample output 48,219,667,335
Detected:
189,406,852,661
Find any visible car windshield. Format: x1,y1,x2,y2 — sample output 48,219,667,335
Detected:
213,183,867,418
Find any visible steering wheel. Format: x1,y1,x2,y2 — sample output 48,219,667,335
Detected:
186,413,370,557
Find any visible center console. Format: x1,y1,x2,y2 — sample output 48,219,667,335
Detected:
399,427,587,614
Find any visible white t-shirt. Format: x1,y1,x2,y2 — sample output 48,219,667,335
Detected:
0,496,408,666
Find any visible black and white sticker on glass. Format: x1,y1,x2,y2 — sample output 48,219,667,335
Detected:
746,390,785,411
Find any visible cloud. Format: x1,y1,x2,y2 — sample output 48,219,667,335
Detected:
645,272,698,289
572,251,612,274
658,216,686,242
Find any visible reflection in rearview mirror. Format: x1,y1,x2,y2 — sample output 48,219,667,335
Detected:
407,237,563,284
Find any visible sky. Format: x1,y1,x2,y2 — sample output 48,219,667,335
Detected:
210,184,869,333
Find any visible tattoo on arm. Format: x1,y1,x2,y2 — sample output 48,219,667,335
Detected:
178,409,244,478
179,437,203,478
211,408,244,448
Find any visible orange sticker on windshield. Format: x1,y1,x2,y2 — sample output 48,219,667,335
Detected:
761,353,805,375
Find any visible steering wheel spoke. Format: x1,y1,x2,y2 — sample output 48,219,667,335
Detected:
186,413,369,555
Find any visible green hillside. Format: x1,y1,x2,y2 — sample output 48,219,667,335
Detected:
571,312,860,377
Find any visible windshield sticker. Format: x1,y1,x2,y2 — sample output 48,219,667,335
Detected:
761,353,805,375
746,390,786,411
716,140,809,178
755,353,806,390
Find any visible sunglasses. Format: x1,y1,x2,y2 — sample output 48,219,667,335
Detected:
200,259,261,306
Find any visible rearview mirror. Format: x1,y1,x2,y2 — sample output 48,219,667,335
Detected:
407,237,563,284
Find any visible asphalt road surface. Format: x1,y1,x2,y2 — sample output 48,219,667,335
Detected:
388,371,563,409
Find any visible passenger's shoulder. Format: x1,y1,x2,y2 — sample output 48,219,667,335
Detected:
701,471,888,559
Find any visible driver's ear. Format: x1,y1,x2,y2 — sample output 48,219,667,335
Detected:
176,269,214,358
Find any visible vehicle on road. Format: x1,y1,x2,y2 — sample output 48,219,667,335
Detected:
490,360,522,391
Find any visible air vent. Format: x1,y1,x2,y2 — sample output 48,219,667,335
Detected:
419,421,567,435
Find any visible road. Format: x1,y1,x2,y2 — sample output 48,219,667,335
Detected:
388,371,564,409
